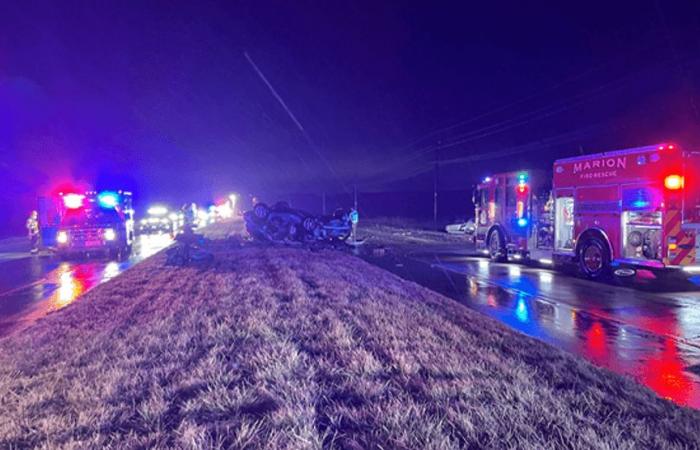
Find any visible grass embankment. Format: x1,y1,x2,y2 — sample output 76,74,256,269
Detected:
0,232,698,448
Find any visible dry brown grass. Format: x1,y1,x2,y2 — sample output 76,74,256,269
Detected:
0,232,698,449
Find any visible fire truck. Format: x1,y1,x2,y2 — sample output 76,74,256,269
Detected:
474,143,700,281
39,190,135,259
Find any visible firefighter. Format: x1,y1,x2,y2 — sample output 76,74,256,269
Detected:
26,210,40,254
181,203,196,235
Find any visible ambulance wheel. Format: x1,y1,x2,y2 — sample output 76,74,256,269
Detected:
578,236,610,280
488,228,506,262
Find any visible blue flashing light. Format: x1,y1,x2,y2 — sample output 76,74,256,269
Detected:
98,191,120,208
515,296,529,323
622,187,656,211
517,172,528,182
517,218,528,227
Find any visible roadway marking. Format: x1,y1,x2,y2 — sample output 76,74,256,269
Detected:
0,252,30,263
0,279,50,298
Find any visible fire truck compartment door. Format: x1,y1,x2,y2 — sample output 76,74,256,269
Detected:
555,197,575,252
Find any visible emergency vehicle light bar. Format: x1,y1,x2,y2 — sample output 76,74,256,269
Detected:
97,191,120,208
62,194,85,209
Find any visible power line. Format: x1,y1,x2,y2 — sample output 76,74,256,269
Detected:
244,51,348,192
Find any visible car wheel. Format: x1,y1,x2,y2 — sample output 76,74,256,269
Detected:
254,203,270,220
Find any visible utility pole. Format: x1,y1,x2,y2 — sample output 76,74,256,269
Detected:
433,144,440,230
353,184,358,211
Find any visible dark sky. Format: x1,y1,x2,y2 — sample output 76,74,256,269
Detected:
1,1,699,232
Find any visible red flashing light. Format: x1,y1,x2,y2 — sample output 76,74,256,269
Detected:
517,184,528,194
63,193,85,209
668,145,674,150
664,174,684,190
658,146,665,150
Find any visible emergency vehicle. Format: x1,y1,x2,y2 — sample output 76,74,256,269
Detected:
475,143,700,281
138,205,176,236
39,190,135,259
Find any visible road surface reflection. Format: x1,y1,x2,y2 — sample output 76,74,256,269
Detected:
0,234,172,337
370,252,700,409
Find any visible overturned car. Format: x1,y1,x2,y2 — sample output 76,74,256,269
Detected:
244,202,359,245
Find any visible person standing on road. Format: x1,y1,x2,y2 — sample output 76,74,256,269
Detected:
26,210,40,254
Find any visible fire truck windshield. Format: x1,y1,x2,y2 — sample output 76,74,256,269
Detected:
61,207,123,227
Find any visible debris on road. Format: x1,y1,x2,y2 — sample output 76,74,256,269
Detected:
165,232,214,267
445,219,476,236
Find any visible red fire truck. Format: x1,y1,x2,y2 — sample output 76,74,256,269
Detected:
474,143,700,281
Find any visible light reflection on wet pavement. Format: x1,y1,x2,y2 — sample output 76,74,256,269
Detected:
366,251,700,409
0,234,172,337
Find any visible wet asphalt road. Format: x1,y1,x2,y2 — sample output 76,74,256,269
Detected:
0,234,173,337
364,245,700,409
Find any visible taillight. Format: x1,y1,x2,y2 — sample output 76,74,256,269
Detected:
664,174,684,190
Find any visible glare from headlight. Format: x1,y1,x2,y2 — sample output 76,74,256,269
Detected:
57,231,69,244
104,228,117,241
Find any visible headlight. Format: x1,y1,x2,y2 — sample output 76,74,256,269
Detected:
104,228,117,241
56,230,69,244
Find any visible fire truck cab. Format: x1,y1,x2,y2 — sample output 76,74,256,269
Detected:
44,190,135,259
475,143,700,282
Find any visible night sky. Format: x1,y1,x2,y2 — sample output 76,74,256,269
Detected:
1,1,699,234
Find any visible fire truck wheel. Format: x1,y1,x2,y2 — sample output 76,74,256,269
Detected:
578,236,611,280
488,228,506,262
